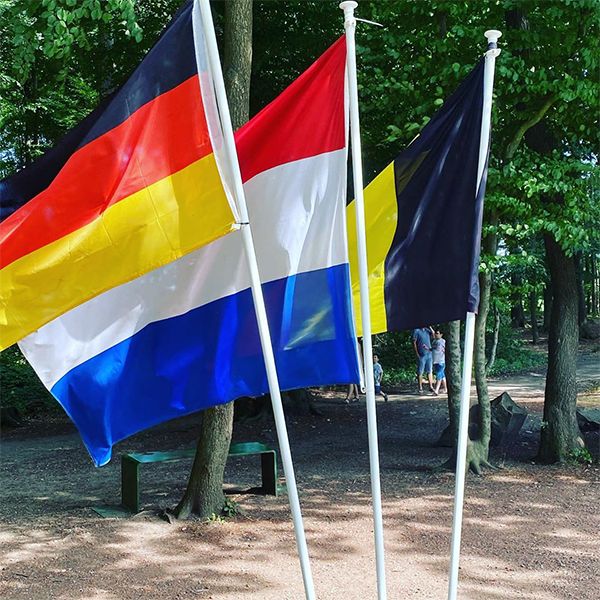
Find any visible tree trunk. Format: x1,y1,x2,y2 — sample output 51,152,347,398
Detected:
224,0,253,125
543,283,553,331
486,303,500,373
538,234,582,462
529,290,539,344
574,253,587,326
510,273,526,328
466,258,495,474
437,320,461,446
175,0,253,520
439,218,497,473
175,404,234,519
591,254,598,316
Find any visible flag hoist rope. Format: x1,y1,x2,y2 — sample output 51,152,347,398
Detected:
447,30,501,600
195,1,315,598
340,2,387,599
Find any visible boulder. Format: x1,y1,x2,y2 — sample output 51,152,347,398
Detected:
580,319,600,340
469,392,528,447
436,392,528,447
577,407,600,432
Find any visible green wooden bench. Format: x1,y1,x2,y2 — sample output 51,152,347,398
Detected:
121,441,278,513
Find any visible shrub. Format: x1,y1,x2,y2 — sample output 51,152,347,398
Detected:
0,345,55,413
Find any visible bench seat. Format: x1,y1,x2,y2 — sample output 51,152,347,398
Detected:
121,441,278,513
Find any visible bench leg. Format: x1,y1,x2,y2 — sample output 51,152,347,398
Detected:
260,452,278,496
122,456,141,513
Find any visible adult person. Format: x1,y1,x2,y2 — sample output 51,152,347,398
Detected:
412,326,435,394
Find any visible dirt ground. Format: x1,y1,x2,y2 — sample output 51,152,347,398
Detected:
1,349,598,600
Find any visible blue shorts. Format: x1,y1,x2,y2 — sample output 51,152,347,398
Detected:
417,353,432,375
434,363,445,380
375,384,381,395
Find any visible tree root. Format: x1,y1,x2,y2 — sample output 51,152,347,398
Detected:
433,440,499,475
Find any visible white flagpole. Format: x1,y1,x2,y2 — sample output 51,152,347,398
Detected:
196,1,315,598
447,30,501,600
340,3,387,599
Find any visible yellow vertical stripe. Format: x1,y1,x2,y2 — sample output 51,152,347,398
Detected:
346,162,397,336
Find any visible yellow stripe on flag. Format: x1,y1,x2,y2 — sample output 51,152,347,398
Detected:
0,153,235,349
347,162,398,336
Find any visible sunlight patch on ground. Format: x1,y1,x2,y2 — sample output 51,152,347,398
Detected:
490,474,534,484
463,515,529,530
1,530,80,564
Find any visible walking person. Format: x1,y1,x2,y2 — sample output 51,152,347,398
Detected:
345,383,359,403
345,338,364,403
412,326,435,394
373,354,388,402
432,328,447,395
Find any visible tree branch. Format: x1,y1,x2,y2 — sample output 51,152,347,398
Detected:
505,93,559,161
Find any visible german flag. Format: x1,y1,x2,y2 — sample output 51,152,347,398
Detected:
348,60,488,334
0,2,238,350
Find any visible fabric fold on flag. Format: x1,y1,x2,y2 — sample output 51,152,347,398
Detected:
20,37,360,466
347,60,487,334
0,1,239,350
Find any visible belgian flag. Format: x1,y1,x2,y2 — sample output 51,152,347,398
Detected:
0,1,238,350
348,60,488,334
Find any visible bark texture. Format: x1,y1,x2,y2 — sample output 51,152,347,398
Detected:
574,253,587,326
224,0,253,126
175,404,234,519
437,320,461,447
467,264,495,474
486,303,500,372
543,284,553,332
538,234,582,462
525,114,584,463
175,0,253,520
442,231,497,472
529,290,539,344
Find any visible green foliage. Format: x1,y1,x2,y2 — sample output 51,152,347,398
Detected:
0,345,54,412
207,497,239,523
382,366,416,385
374,320,546,384
1,1,597,409
567,447,594,465
374,331,416,385
222,497,240,518
206,512,226,524
486,351,545,377
0,0,182,173
487,320,546,375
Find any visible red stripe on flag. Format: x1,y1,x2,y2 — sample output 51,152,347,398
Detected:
1,76,211,270
235,37,346,183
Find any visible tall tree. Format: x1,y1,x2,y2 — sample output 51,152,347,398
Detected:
175,0,253,520
356,0,598,466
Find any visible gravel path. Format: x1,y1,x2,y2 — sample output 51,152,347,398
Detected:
1,351,598,599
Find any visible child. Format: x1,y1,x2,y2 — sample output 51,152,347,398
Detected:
373,355,388,402
432,329,447,395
